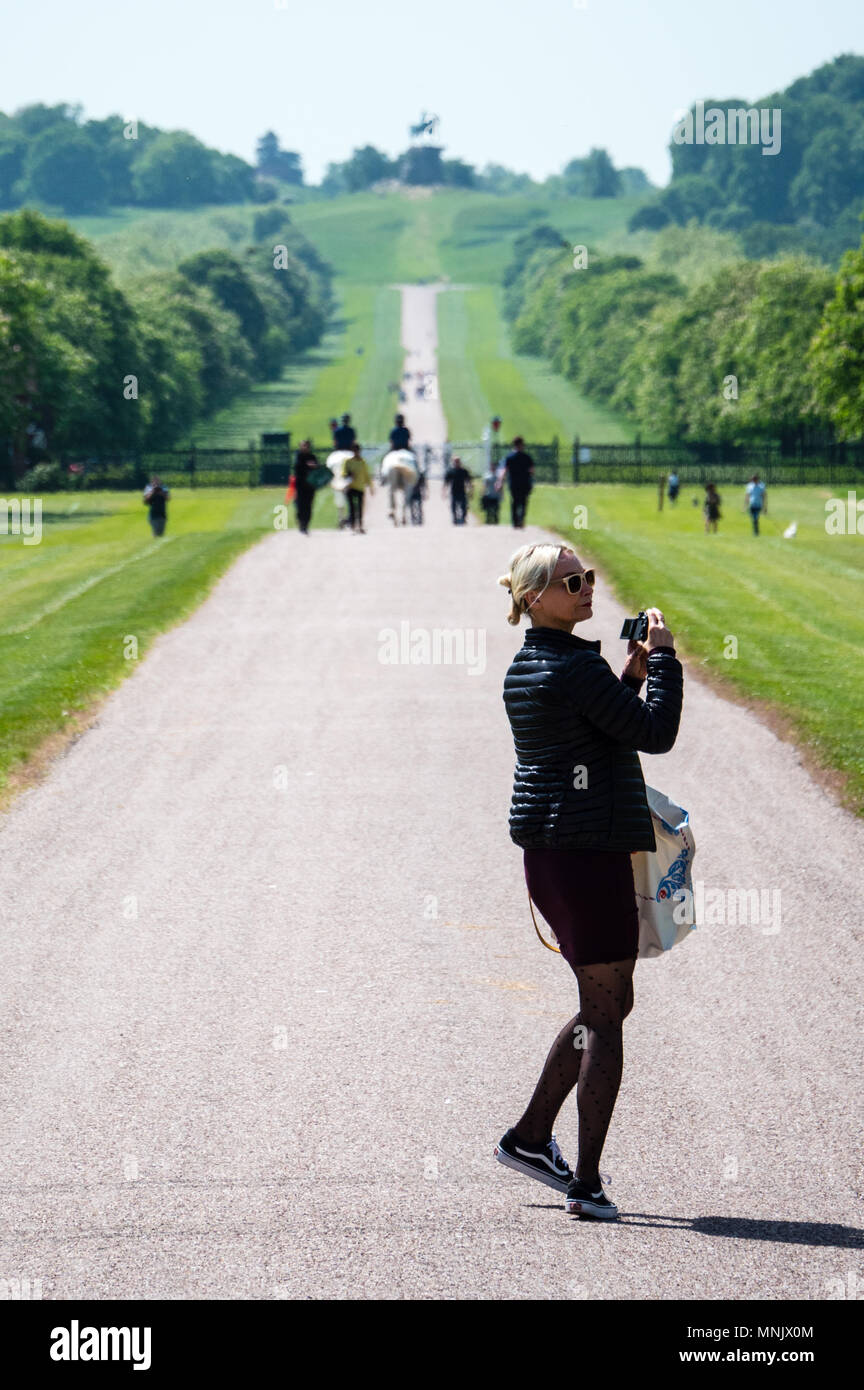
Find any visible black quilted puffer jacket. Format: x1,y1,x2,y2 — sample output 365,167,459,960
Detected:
502,626,684,852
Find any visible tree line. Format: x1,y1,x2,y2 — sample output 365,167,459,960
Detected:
629,54,864,265
503,223,864,445
0,206,332,484
0,102,654,213
320,143,651,197
0,105,308,215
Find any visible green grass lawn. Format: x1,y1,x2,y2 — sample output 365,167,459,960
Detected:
494,482,864,814
71,192,644,447
437,285,636,442
0,487,337,798
283,283,402,446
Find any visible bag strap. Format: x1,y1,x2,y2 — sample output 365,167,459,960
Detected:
527,889,561,954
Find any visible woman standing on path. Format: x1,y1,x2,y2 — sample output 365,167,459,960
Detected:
342,443,375,534
494,543,683,1219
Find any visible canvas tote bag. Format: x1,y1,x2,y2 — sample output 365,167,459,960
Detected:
631,785,696,958
527,785,696,960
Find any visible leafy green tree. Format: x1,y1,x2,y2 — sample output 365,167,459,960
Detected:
503,224,568,323
255,132,303,184
581,148,620,197
627,259,831,441
177,249,268,364
0,209,140,450
477,164,536,195
13,102,81,137
129,273,255,436
0,130,26,208
339,145,394,191
400,146,444,185
561,149,621,197
0,252,78,481
628,203,671,232
790,124,864,222
441,158,475,188
728,258,834,438
210,152,257,203
657,174,724,225
618,167,653,194
809,232,864,437
552,262,682,407
21,126,109,212
320,161,348,196
131,132,219,206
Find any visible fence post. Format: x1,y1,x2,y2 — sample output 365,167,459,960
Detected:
552,436,559,484
572,436,580,484
189,445,196,489
249,441,257,488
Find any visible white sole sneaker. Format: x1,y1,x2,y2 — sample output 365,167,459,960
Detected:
564,1183,618,1219
493,1130,573,1193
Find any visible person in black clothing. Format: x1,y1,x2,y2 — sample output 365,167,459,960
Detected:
493,542,683,1220
389,414,411,450
333,413,356,449
143,476,169,536
407,460,427,524
442,457,473,524
503,436,535,528
293,440,317,535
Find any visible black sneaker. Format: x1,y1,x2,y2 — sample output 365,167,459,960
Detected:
564,1174,618,1220
493,1128,574,1193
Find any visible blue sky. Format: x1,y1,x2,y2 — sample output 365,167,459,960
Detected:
3,0,863,186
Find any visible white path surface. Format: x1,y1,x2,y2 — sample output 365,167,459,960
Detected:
393,283,449,451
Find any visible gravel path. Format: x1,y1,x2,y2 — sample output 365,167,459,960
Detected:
0,288,861,1300
393,281,449,451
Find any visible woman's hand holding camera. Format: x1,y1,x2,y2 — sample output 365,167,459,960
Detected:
645,608,674,651
622,608,675,682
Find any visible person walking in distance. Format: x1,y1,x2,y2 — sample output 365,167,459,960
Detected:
494,543,683,1218
389,414,411,450
442,456,473,524
407,459,427,524
503,436,535,528
333,413,356,449
481,465,502,524
667,471,680,506
341,442,374,533
143,475,169,537
703,481,721,534
745,474,767,535
292,439,318,535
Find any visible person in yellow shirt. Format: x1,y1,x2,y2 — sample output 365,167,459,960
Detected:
342,443,375,534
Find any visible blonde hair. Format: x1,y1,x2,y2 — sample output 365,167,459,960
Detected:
497,543,574,625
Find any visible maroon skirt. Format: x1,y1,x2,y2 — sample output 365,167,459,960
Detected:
523,847,639,969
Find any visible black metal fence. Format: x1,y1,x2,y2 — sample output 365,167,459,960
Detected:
570,439,864,486
9,433,864,490
32,444,290,491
